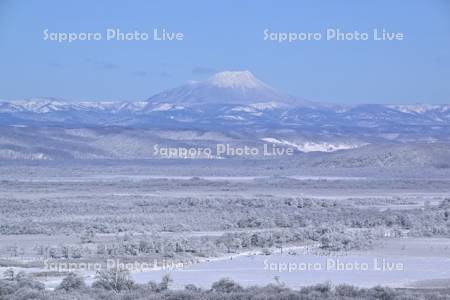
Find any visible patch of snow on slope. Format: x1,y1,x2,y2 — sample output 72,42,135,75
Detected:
261,138,362,153
223,115,246,121
249,102,279,110
0,150,50,160
152,103,184,112
229,103,279,115
230,106,257,113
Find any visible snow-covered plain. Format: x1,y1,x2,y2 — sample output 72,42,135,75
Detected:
1,162,450,291
132,238,450,289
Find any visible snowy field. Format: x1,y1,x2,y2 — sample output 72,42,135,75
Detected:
1,161,449,291
132,237,450,289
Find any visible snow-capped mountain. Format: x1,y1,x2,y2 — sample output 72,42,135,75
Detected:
147,70,311,106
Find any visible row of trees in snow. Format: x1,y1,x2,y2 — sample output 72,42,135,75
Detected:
1,269,449,300
2,199,450,261
1,196,450,236
2,226,384,262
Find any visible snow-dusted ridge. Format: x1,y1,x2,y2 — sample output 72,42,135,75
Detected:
387,104,450,114
0,99,149,114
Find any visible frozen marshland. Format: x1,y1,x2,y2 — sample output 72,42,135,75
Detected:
1,159,450,298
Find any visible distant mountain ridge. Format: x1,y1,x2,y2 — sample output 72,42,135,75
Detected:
2,98,449,118
0,70,449,161
1,70,448,114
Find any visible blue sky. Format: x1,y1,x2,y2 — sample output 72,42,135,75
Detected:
0,0,449,104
